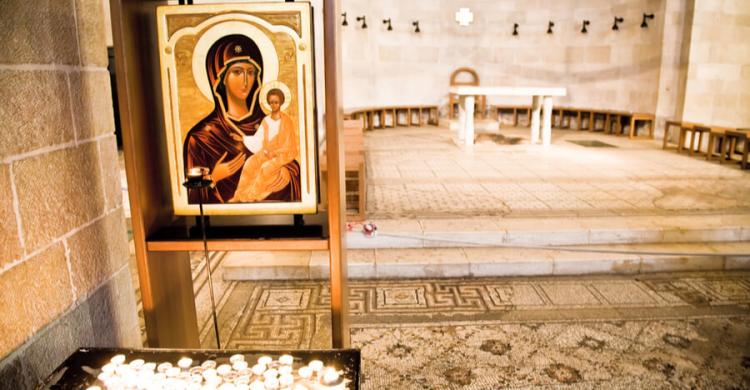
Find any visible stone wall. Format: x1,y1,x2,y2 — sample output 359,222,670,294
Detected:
681,0,750,128
340,0,666,113
0,0,140,388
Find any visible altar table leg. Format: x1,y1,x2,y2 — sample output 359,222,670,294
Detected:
465,95,475,148
530,96,541,144
542,96,553,146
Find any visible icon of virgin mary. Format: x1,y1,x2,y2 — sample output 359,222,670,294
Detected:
183,34,300,204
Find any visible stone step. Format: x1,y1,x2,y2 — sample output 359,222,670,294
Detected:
345,214,750,249
221,241,750,281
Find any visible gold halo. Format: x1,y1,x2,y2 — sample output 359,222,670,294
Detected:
259,80,292,114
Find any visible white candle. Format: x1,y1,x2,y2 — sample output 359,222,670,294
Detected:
251,363,266,376
297,366,312,379
129,359,145,369
142,362,157,372
217,364,232,376
292,385,309,390
101,363,116,374
219,383,237,390
202,360,218,369
257,356,273,366
308,360,323,373
278,355,294,366
279,373,294,387
86,386,102,390
322,368,339,385
249,380,265,390
166,367,181,378
178,357,193,370
110,354,126,365
263,368,278,380
264,376,279,389
230,354,245,364
190,373,203,383
278,366,292,376
157,362,173,373
206,375,223,387
202,368,218,380
233,361,249,371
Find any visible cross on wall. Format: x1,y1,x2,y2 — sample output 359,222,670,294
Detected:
455,7,473,26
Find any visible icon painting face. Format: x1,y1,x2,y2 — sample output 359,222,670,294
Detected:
224,62,256,100
268,93,282,112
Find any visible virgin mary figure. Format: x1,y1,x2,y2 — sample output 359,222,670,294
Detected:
183,34,300,204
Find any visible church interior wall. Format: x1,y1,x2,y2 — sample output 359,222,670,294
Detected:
680,0,750,129
340,0,667,116
0,0,140,387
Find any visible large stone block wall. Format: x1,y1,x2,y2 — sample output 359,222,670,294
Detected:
0,0,140,388
341,0,666,113
681,0,750,128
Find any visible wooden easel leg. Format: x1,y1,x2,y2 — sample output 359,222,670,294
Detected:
143,251,200,348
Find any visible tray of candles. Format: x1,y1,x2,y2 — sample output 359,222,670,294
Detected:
42,347,360,389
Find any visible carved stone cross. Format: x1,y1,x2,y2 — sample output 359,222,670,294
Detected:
455,7,473,27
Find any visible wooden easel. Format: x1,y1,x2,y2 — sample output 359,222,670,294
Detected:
109,0,350,348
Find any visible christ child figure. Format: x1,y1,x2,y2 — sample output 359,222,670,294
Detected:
231,88,299,202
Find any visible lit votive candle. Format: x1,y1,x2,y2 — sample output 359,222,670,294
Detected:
129,359,145,370
279,373,294,388
178,357,193,370
235,375,251,385
251,363,266,376
217,364,232,376
166,367,181,378
101,363,116,374
202,360,218,370
96,372,110,382
86,386,102,390
292,385,309,390
233,361,249,371
202,368,218,380
297,366,312,380
142,362,157,372
278,355,294,366
278,366,292,376
187,166,209,179
218,383,237,390
264,376,280,389
191,373,203,383
308,360,323,373
157,362,173,373
322,368,339,385
110,354,126,365
257,356,273,366
230,354,245,364
206,375,222,387
263,368,279,380
249,380,265,390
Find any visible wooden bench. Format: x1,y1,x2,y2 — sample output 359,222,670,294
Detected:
344,105,439,131
722,129,750,169
320,119,366,221
492,105,531,126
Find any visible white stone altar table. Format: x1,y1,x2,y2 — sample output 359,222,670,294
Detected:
449,86,567,147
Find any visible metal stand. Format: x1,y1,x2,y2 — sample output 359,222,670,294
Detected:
183,176,221,349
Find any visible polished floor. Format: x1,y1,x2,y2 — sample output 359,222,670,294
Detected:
365,125,750,219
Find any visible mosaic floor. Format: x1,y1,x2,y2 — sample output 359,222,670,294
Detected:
200,271,750,389
365,126,750,218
